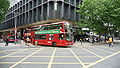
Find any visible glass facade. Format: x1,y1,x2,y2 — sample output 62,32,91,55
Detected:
0,0,82,31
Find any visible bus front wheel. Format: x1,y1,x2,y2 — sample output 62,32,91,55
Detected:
52,42,56,46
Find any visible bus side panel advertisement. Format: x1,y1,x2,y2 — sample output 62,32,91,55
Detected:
35,30,60,34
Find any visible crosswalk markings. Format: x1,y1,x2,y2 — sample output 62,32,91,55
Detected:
0,55,99,58
0,49,28,59
86,51,120,68
69,48,87,68
0,62,92,65
102,46,120,52
0,43,119,68
47,48,56,68
9,47,45,68
77,46,104,59
91,46,113,54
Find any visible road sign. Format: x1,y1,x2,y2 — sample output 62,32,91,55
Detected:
90,32,93,35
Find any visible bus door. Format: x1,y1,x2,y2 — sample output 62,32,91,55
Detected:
57,33,65,45
66,33,73,41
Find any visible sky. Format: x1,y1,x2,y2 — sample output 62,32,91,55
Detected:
9,0,20,7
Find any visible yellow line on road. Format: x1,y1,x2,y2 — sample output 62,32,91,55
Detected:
0,62,16,64
0,56,27,57
0,49,28,59
0,51,4,53
83,62,92,65
54,56,98,58
69,48,87,68
9,47,44,68
54,52,89,53
3,49,24,51
47,48,56,68
1,51,44,54
53,62,81,64
78,56,98,57
29,52,53,53
2,48,41,53
22,62,48,64
3,48,32,51
0,62,92,65
91,46,113,54
86,51,120,68
102,46,120,52
0,55,98,58
0,62,49,64
53,62,92,64
77,46,103,59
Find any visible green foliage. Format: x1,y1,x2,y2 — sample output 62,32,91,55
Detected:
0,0,10,24
76,0,120,35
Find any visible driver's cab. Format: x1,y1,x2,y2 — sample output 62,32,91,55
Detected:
64,22,74,41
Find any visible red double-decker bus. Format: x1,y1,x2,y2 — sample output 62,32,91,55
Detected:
3,33,18,42
8,34,18,42
31,21,74,46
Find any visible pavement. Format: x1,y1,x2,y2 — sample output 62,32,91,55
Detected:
0,40,35,47
0,39,119,47
0,40,120,68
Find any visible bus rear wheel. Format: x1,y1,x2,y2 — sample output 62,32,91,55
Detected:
52,42,56,46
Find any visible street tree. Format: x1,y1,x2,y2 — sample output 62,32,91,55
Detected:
0,0,10,24
76,0,120,40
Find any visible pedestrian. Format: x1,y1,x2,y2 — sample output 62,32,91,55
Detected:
73,32,77,42
96,37,99,42
92,38,95,45
80,38,82,45
5,38,9,46
26,37,30,46
108,37,113,47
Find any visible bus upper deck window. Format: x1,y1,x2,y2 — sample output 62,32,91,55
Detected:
59,25,63,29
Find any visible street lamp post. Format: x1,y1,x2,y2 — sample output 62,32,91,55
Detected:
15,15,17,44
14,12,18,44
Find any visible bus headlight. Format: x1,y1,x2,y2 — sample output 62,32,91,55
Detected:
48,41,51,43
